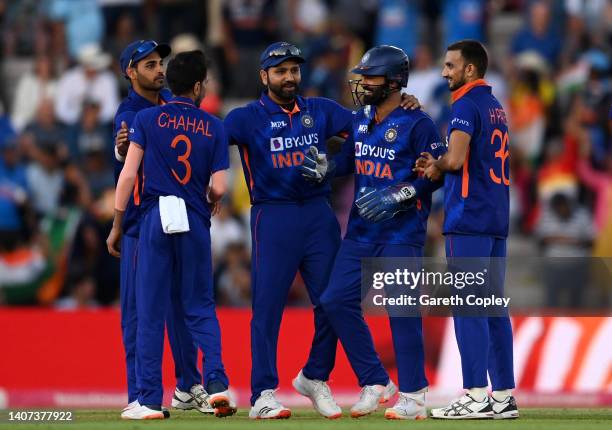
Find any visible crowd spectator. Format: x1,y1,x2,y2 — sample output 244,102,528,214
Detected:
11,55,57,132
54,44,119,126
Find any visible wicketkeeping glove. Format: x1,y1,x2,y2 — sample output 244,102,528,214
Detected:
355,183,417,222
301,146,334,183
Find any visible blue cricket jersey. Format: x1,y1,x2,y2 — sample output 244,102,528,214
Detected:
223,92,352,203
113,88,172,237
128,96,229,223
443,79,510,238
337,105,446,246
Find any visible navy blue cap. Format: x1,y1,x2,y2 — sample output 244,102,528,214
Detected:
260,42,305,70
119,40,171,77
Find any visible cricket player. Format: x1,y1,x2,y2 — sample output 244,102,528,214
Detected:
416,40,518,419
303,45,445,419
112,40,214,418
107,50,235,420
222,42,352,419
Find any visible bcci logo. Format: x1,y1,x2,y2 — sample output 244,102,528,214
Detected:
270,137,284,152
384,128,398,142
301,114,314,128
355,141,362,157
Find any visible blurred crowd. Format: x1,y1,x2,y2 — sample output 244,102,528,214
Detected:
0,0,609,309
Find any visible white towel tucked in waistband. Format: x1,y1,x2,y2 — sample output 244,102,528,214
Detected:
159,195,190,234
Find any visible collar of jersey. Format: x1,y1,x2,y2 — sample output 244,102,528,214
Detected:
259,91,306,115
368,105,405,126
451,79,489,103
128,87,171,107
167,96,197,107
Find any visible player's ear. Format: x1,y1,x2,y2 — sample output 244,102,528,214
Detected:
259,69,268,86
126,66,137,80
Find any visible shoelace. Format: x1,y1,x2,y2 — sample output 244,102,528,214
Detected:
397,392,424,408
191,385,209,405
260,390,282,409
311,380,333,400
359,385,381,403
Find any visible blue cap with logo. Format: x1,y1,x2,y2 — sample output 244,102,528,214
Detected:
119,40,171,77
260,42,305,70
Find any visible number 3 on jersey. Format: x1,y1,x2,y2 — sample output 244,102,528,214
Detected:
489,129,509,186
171,134,192,185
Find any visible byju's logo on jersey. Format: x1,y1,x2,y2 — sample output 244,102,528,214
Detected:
270,120,287,130
355,141,362,156
270,137,284,151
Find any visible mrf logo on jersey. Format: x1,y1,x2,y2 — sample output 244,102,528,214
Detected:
270,133,320,168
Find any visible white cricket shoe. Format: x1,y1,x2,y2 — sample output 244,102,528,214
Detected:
121,404,165,420
292,370,342,419
249,389,292,419
171,385,215,414
350,384,385,418
208,388,237,418
381,380,398,403
492,395,519,419
431,393,493,419
384,391,427,420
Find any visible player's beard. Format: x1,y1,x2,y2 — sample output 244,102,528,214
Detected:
268,80,299,103
447,70,467,91
363,84,387,105
137,73,165,92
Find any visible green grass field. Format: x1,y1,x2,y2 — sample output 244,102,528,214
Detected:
2,409,611,430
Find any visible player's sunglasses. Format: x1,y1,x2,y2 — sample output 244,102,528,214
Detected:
267,45,301,58
127,40,159,69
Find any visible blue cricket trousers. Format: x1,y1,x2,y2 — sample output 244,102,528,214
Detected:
120,235,200,402
250,197,340,405
445,234,515,390
135,204,229,406
320,239,428,393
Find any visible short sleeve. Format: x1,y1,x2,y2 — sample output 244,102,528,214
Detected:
411,117,446,159
212,120,230,173
128,111,147,150
448,98,478,137
317,98,353,139
223,108,248,146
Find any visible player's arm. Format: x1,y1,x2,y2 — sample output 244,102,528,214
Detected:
416,130,470,181
208,170,227,202
357,119,445,222
107,142,143,257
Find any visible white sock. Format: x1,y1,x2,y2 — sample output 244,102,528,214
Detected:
492,390,512,402
466,387,488,402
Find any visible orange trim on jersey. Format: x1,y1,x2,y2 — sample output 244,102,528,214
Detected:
241,145,254,191
281,103,300,128
461,146,470,198
133,175,140,205
451,79,488,103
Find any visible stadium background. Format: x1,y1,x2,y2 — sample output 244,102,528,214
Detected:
0,0,610,409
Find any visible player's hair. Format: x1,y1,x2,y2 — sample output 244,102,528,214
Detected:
447,40,488,77
166,50,208,95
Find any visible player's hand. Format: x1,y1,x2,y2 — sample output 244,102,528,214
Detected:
301,146,333,183
115,121,129,158
416,152,443,181
106,226,122,258
400,93,421,110
355,183,417,223
210,200,221,216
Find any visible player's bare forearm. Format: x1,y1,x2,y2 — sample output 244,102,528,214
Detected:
107,209,125,258
209,170,227,202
